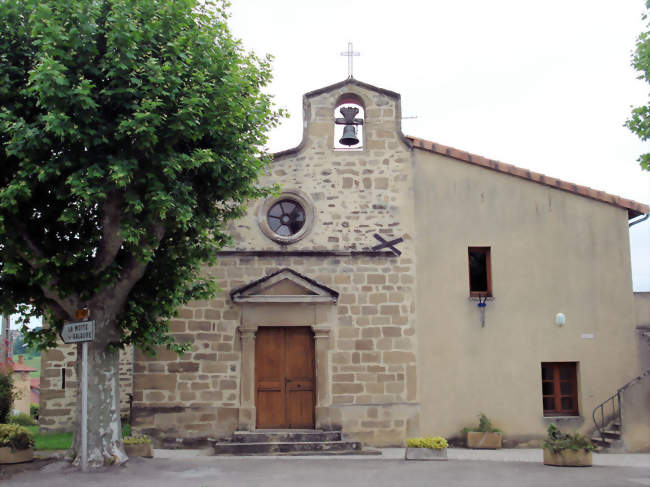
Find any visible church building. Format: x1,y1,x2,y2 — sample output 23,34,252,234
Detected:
40,78,650,451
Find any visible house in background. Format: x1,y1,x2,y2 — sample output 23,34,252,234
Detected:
39,78,650,452
30,377,40,406
11,355,36,416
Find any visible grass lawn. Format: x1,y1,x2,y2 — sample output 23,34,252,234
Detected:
25,425,72,450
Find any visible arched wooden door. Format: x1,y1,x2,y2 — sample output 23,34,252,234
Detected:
255,327,315,429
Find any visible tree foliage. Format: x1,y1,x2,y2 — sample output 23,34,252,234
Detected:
0,0,282,353
0,366,17,423
627,0,650,171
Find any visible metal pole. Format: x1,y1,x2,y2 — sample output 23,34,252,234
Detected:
81,341,88,471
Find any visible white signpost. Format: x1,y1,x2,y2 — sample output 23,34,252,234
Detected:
61,320,95,472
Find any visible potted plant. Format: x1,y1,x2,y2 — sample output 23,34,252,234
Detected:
405,436,449,460
462,413,502,449
123,434,154,458
543,424,594,467
0,424,34,464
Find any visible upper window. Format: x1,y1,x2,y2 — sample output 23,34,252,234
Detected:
541,362,579,416
468,247,492,297
258,190,314,245
334,93,364,150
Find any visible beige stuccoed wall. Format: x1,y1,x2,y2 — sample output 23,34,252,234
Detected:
634,292,650,370
12,370,31,416
621,293,650,452
413,149,641,445
620,372,650,452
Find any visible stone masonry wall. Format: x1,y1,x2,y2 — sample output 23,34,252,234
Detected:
39,343,133,431
228,81,414,253
132,252,417,446
131,81,420,446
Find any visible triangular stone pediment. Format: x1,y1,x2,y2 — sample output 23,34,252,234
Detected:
230,268,338,304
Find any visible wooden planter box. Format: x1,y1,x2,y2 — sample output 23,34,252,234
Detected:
124,442,154,458
543,448,592,467
405,447,448,461
466,432,502,449
0,447,34,464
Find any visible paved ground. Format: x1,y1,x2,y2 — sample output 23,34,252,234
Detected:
2,449,649,487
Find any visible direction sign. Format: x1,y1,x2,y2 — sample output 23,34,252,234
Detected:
61,321,95,344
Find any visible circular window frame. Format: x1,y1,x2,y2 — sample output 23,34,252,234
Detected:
258,190,314,244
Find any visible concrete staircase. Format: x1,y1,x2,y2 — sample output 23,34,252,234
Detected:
591,420,624,452
211,429,377,456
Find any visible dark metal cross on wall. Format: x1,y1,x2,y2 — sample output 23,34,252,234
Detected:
340,42,360,79
372,233,404,256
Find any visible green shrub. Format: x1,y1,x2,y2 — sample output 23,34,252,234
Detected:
30,403,39,420
462,413,501,433
122,423,131,438
0,366,17,423
0,423,34,451
406,436,448,450
543,424,595,453
9,412,36,426
123,434,151,445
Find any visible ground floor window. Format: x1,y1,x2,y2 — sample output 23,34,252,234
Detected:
541,362,578,416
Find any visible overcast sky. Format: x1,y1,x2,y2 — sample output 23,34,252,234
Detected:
229,0,650,291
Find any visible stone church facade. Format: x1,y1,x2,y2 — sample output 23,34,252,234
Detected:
40,79,649,449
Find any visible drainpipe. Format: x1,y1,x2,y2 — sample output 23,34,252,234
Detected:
629,213,649,227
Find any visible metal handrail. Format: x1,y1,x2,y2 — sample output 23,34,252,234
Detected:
592,369,650,444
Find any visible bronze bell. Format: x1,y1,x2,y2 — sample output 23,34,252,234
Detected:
339,124,359,146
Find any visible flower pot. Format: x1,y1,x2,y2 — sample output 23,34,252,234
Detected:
124,442,154,458
466,431,502,449
405,447,448,461
543,448,592,467
0,447,34,464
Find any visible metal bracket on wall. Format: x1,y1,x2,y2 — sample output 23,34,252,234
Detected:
371,233,404,256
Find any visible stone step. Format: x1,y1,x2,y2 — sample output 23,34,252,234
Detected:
600,429,622,439
232,430,342,443
214,449,381,457
591,435,624,450
212,440,362,455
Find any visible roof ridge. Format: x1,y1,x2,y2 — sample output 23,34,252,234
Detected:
407,136,649,218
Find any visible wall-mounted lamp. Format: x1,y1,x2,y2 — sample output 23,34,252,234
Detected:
555,313,566,327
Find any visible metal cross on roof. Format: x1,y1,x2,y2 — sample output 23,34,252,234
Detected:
340,42,360,79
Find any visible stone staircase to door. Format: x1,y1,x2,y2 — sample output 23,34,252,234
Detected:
591,419,624,451
211,430,378,456
592,368,650,451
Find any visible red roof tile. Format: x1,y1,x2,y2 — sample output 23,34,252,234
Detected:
11,363,36,372
407,136,649,219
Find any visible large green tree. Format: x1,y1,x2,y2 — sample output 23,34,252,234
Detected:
0,0,280,466
627,0,650,170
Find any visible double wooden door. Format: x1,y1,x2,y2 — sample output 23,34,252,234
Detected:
255,327,315,429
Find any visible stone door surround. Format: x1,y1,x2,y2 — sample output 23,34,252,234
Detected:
231,268,338,431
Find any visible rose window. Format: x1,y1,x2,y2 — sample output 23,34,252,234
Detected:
267,200,306,237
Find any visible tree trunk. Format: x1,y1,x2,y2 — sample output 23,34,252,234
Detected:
71,312,126,467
